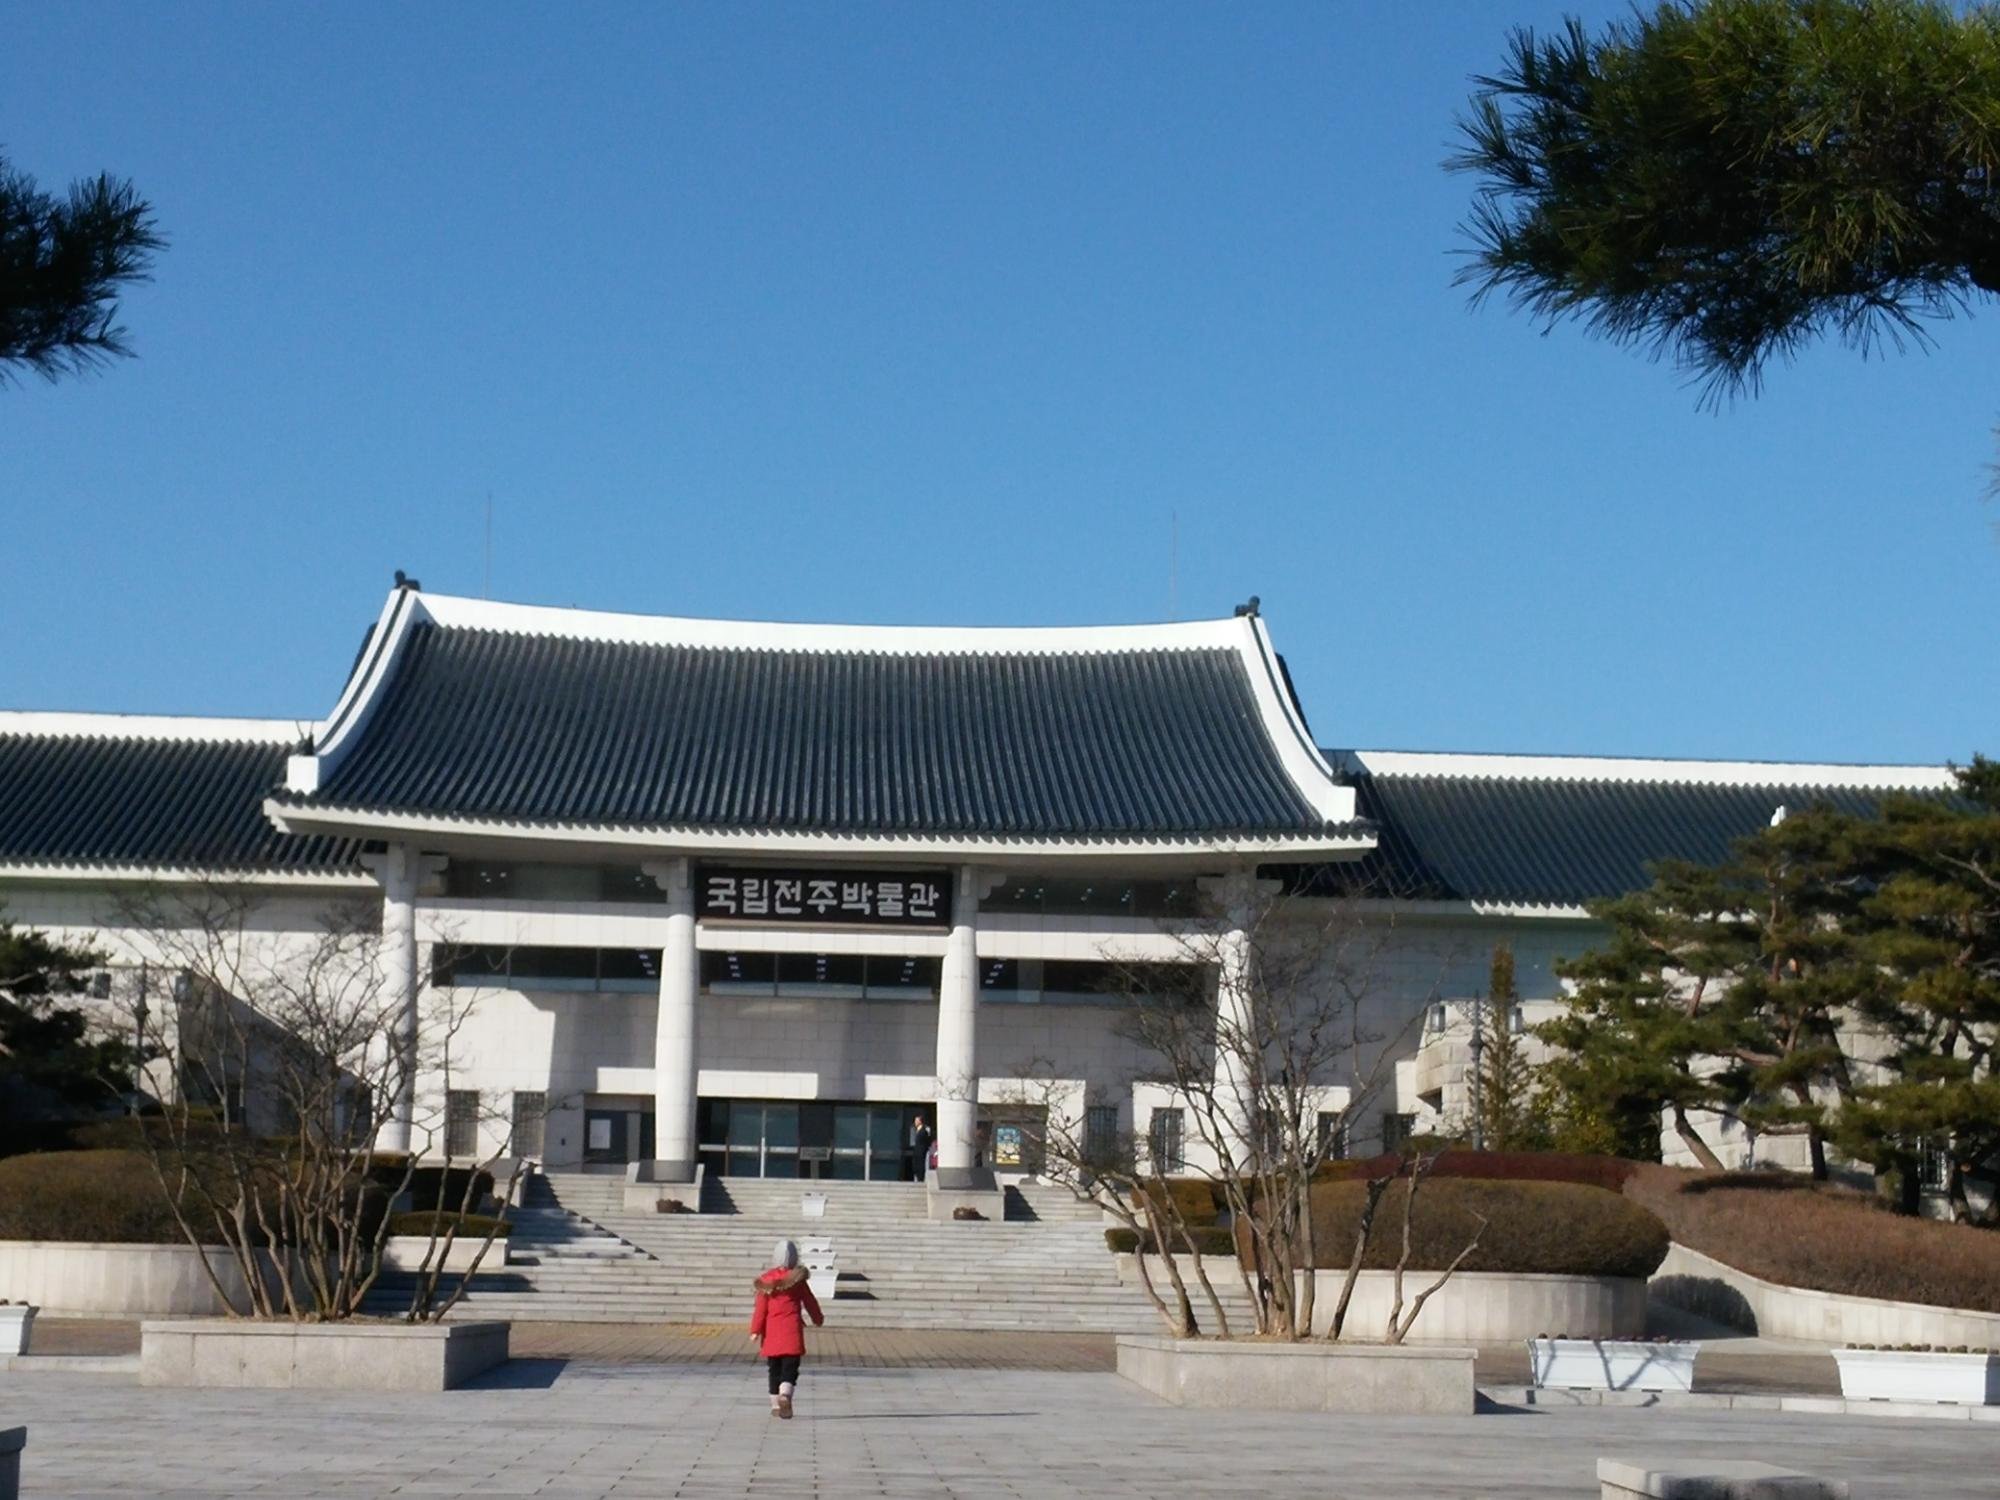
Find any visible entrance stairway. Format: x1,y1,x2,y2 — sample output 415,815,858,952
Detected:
364,1170,1256,1332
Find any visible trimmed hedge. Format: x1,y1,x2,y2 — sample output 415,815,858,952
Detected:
1625,1165,2000,1313
1105,1226,1237,1257
0,1149,199,1244
386,1210,511,1240
1129,1177,1223,1227
367,1162,496,1214
1318,1151,1643,1194
1308,1177,1669,1277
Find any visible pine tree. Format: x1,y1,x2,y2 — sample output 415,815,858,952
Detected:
1537,861,1761,1167
0,917,126,1123
1452,1,2000,405
1828,762,2000,1223
1472,943,1547,1151
0,153,163,382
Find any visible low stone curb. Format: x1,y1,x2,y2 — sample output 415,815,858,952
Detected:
3,1354,139,1375
1483,1385,2000,1422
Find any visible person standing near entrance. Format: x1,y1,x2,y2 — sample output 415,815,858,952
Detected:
750,1238,822,1419
911,1114,933,1182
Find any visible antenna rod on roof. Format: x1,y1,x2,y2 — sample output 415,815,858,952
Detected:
483,492,493,599
1169,509,1179,622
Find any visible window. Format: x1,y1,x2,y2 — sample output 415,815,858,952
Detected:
1380,1112,1416,1155
442,860,667,903
1317,1111,1348,1161
510,1091,547,1158
774,952,866,996
1084,1104,1120,1168
1920,1137,1953,1192
432,945,663,994
702,951,939,1001
1148,1108,1185,1173
445,1090,481,1158
985,878,1196,918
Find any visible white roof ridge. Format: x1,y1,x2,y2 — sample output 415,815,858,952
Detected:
1335,747,1958,790
0,710,312,744
412,590,1246,654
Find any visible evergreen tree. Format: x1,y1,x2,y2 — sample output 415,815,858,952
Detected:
1538,861,1761,1167
1452,1,2000,403
1829,762,2000,1223
0,917,128,1124
1472,943,1548,1151
1,152,163,382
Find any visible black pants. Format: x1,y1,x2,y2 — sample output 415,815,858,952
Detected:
767,1354,801,1393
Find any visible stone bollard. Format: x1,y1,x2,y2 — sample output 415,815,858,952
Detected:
1598,1457,1850,1499
0,1426,25,1500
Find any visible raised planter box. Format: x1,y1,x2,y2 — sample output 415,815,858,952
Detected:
381,1236,509,1274
140,1318,510,1391
1530,1338,1698,1393
0,1242,268,1317
1116,1335,1475,1415
1598,1457,1848,1499
1832,1348,2000,1406
1651,1242,2000,1351
0,1306,33,1357
1112,1258,1645,1343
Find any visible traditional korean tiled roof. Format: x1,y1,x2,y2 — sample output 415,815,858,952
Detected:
0,717,361,874
1311,750,1961,910
273,591,1362,848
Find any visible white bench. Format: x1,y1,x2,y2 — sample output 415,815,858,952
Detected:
1599,1457,1850,1499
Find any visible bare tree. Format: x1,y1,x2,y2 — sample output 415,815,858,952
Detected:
107,884,521,1322
1004,882,1481,1342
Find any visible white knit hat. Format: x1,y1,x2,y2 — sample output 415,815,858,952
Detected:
773,1238,799,1269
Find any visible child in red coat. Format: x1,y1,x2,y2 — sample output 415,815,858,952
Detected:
750,1238,823,1418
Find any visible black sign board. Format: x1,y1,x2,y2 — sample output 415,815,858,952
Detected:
695,867,953,928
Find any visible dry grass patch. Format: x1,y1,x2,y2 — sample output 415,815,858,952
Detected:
1625,1165,2000,1313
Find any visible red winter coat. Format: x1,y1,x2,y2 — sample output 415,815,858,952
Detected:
750,1265,823,1357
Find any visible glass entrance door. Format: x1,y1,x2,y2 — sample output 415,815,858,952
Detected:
699,1099,924,1180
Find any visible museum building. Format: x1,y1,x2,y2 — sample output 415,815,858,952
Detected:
0,581,1958,1191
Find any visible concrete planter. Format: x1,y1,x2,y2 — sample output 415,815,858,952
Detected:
1113,1257,1644,1343
381,1236,509,1273
1652,1243,2000,1351
140,1318,510,1391
0,1242,270,1317
1832,1348,2000,1406
1529,1337,1698,1393
0,1306,32,1357
1116,1335,1476,1415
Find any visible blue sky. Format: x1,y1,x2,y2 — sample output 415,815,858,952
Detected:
3,3,1993,765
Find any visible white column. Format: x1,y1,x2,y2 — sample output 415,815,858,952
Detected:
371,843,423,1155
933,865,985,1186
1199,870,1275,1170
647,858,698,1181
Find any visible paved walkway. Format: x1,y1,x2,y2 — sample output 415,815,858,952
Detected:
28,1318,1115,1371
3,1364,1993,1498
25,1317,1840,1390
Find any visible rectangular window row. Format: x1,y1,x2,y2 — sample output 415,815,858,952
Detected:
432,945,662,992
441,861,667,904
983,877,1198,918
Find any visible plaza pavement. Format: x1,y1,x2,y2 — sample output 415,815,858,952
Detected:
4,1360,1997,1498
26,1317,1844,1392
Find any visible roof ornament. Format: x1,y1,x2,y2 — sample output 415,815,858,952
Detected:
393,569,422,592
1233,595,1261,618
